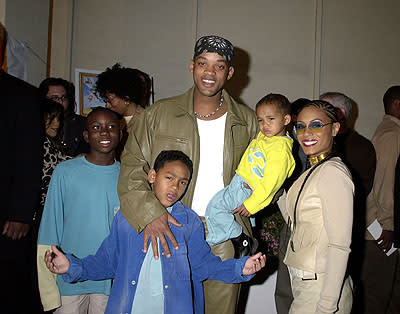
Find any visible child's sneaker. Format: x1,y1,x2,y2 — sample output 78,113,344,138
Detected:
231,233,258,259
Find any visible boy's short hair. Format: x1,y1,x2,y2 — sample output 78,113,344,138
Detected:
256,93,291,115
154,150,193,178
85,107,120,129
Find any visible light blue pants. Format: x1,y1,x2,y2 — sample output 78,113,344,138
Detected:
205,174,253,246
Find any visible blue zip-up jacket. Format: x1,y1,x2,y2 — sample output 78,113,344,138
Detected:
63,202,254,314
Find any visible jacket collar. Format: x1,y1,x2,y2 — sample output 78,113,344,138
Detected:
174,86,249,127
170,201,188,224
384,114,400,127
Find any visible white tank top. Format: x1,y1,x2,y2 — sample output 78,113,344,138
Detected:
191,113,227,216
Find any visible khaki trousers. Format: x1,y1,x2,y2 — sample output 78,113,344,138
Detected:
201,216,241,314
289,271,353,314
54,294,108,314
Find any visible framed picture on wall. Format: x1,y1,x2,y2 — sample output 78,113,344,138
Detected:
75,68,105,116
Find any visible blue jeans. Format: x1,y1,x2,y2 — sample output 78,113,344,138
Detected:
205,174,252,246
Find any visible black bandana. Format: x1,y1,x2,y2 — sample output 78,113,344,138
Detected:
193,35,234,66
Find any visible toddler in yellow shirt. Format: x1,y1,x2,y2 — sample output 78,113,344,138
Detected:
205,94,295,258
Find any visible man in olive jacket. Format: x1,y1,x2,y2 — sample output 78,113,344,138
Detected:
118,35,258,314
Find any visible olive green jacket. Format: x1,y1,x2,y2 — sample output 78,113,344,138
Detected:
118,86,258,234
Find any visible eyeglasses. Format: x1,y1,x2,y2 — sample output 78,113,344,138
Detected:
49,95,68,102
295,121,333,135
103,95,115,104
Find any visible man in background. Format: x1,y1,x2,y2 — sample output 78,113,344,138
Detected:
0,22,43,314
361,86,400,313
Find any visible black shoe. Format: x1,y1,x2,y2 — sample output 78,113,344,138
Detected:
231,233,258,259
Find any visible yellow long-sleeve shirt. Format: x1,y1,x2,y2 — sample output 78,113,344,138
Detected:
236,131,295,214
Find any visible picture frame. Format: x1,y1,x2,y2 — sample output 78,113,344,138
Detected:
75,68,105,116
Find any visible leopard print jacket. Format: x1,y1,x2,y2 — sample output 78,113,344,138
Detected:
40,137,71,209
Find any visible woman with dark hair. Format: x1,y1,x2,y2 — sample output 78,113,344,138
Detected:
283,100,354,313
35,99,71,226
39,77,89,156
95,63,150,159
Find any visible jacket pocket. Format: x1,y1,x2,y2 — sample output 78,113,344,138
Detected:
172,242,190,280
152,135,189,160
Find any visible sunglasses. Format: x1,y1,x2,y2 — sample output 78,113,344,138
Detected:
295,120,333,135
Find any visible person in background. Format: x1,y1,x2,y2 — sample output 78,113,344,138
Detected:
284,100,354,313
395,155,400,249
118,35,258,314
361,85,400,314
133,68,152,108
0,22,44,314
35,99,71,227
39,77,89,156
95,63,150,160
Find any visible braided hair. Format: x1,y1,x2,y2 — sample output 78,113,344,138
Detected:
300,100,338,123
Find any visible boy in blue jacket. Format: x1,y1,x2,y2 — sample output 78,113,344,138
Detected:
44,150,266,314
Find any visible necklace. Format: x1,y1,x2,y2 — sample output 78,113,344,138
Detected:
308,151,331,166
194,93,224,119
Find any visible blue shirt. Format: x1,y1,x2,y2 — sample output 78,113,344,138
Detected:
131,207,174,314
63,202,254,314
38,156,120,296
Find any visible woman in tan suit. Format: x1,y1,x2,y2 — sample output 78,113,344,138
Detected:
283,100,354,313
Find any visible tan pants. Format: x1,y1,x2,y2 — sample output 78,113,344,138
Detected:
289,270,353,314
201,216,242,314
54,294,108,314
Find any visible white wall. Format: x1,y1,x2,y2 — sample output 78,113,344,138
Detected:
50,0,73,77
63,0,400,139
0,0,5,23
319,0,400,138
5,0,48,86
70,0,196,101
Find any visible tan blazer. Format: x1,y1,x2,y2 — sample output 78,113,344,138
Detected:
365,114,400,239
284,157,354,311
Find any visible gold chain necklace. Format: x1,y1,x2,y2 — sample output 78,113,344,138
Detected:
194,93,224,119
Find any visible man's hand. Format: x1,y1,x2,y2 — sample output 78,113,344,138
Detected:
232,204,252,217
242,252,266,275
143,213,182,259
45,245,69,274
377,230,394,253
2,221,30,240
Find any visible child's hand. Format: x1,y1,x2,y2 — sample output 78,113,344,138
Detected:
232,204,251,217
45,245,70,274
242,252,266,276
